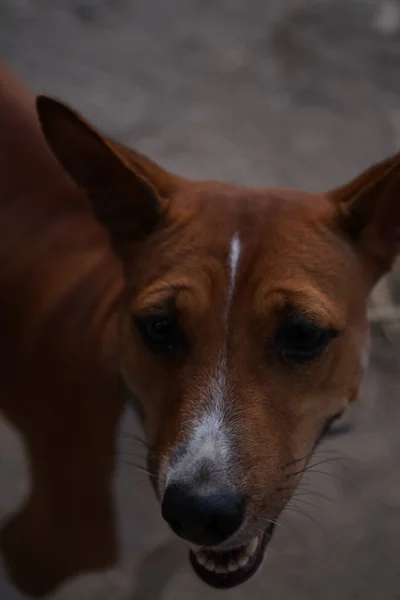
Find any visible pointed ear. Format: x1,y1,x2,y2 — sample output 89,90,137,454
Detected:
330,152,400,280
36,95,175,247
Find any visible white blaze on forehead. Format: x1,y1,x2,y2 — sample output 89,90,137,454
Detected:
162,234,242,491
227,233,241,311
214,232,242,414
214,232,241,408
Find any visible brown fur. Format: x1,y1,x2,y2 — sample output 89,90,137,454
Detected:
36,95,400,579
0,65,124,596
1,62,400,595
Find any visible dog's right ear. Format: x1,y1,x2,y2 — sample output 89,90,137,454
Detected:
36,95,176,247
329,152,400,283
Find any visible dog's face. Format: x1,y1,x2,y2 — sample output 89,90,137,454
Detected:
37,96,400,589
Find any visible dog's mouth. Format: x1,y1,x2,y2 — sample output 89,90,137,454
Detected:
188,523,275,589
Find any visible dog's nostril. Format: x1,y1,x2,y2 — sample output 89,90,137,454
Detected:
170,519,183,536
161,483,245,546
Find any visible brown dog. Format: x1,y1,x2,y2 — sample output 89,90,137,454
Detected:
33,96,399,591
0,66,124,596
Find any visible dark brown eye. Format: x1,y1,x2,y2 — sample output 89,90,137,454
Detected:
136,314,181,354
277,320,338,362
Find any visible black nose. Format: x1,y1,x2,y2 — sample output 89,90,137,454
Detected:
161,483,245,546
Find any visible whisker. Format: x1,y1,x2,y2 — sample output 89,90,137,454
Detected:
119,431,148,446
284,457,347,481
253,520,283,539
282,455,309,469
283,506,327,534
301,469,345,483
117,450,148,459
282,450,349,471
284,468,306,480
119,459,156,478
306,457,350,470
267,518,283,529
290,498,322,512
276,485,336,506
290,490,335,504
120,441,148,450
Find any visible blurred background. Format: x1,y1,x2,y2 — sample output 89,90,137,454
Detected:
1,0,400,598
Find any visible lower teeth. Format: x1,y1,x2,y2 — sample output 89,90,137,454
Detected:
194,535,259,574
196,552,207,566
238,556,249,568
228,561,238,572
215,566,228,574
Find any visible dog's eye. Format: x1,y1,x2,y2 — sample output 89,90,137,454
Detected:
277,320,338,362
136,314,181,354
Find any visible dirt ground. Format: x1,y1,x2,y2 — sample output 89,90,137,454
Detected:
0,0,400,598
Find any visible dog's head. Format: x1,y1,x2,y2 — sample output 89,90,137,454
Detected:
37,96,400,588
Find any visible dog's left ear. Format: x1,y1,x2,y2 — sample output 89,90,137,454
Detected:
330,152,400,281
36,95,177,249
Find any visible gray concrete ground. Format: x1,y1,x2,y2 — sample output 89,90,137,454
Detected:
1,0,400,598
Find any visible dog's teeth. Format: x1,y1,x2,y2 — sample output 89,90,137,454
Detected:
215,565,228,574
245,536,258,557
238,555,249,568
228,561,239,572
205,560,216,572
195,551,207,566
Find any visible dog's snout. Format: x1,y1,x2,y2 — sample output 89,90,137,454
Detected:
161,483,245,546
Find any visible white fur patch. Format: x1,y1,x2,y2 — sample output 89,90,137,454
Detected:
163,401,230,492
164,357,231,492
228,233,241,310
163,235,242,492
